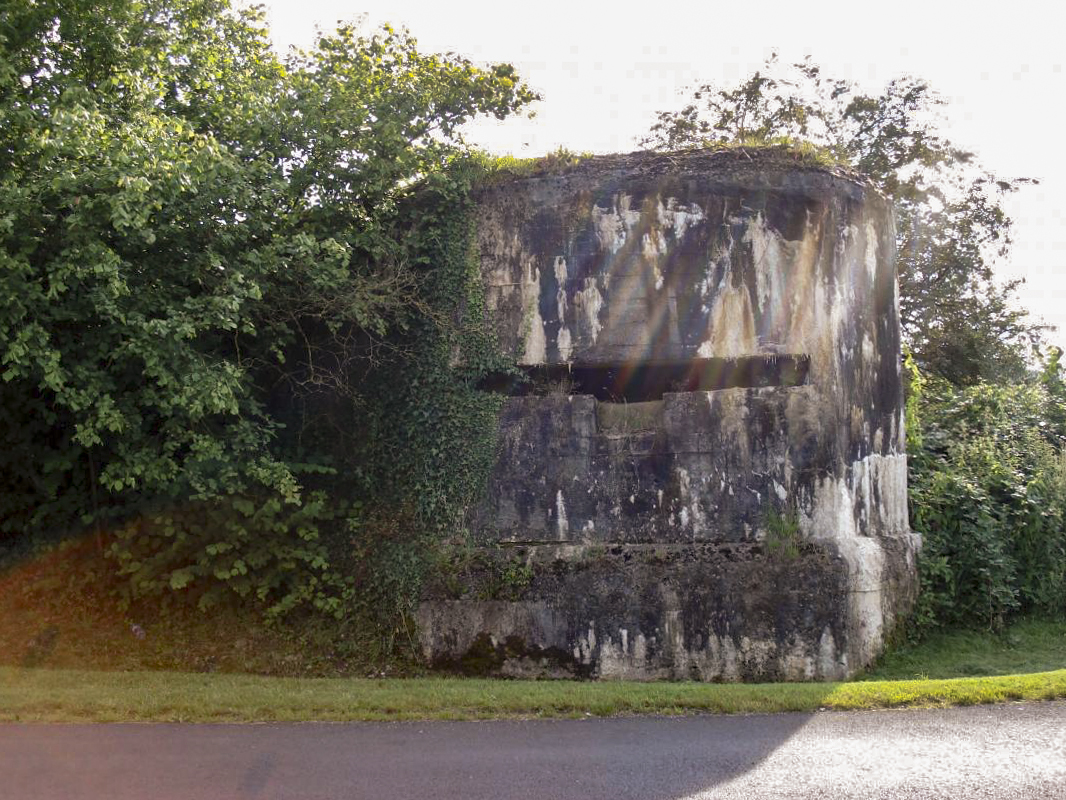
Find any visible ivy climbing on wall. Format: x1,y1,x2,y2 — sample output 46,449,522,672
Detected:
339,161,516,654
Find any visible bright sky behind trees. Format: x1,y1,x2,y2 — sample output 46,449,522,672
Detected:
263,0,1066,349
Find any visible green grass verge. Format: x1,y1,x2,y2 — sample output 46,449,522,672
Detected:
3,666,1065,723
862,617,1066,680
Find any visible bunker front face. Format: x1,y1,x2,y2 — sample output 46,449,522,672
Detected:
419,150,919,681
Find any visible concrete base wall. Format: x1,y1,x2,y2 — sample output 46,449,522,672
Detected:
418,534,917,680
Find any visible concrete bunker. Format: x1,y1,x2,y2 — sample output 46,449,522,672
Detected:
418,150,920,681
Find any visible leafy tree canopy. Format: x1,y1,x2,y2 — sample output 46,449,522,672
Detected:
0,0,536,612
641,55,1043,385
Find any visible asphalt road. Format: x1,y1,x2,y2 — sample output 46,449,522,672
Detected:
4,701,1065,799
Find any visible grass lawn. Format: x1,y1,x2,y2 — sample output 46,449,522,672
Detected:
3,666,1065,723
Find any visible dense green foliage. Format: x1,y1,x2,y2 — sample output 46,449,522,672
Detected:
906,356,1066,632
0,0,534,625
334,166,516,652
642,55,1041,385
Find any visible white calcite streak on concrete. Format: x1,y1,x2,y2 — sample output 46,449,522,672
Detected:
519,260,545,364
576,277,604,343
555,490,569,540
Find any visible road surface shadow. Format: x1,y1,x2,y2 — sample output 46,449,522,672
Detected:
0,713,818,800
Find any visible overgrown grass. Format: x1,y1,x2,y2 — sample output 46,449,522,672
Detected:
467,146,595,186
686,136,851,168
0,537,417,678
863,617,1066,681
2,666,1064,723
466,139,849,191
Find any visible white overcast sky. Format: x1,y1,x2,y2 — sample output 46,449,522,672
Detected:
263,0,1066,351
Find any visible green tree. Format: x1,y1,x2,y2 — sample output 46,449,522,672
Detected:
906,371,1066,630
641,55,1041,384
0,0,535,612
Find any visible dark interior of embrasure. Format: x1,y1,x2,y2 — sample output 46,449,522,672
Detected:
478,354,809,403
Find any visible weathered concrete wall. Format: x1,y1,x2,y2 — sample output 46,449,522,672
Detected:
418,150,920,680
